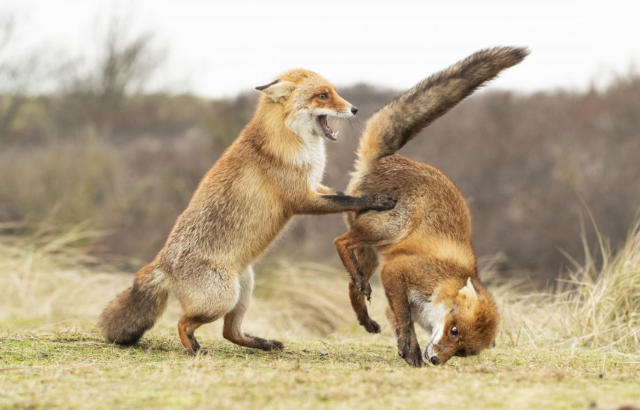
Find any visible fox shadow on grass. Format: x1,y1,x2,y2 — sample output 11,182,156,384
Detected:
44,331,393,364
139,341,395,365
89,334,396,365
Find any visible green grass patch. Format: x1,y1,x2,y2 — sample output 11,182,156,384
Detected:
1,330,639,409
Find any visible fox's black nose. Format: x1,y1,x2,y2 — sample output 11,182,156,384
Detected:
351,106,358,115
430,356,439,365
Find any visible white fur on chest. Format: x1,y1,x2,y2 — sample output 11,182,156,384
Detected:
286,113,327,190
297,137,326,190
409,289,447,336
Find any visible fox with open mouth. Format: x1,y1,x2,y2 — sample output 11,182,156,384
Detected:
99,69,395,355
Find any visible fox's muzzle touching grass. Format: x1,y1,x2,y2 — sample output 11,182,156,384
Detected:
334,46,529,367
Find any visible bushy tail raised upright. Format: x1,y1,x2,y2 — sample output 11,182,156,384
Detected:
98,263,169,345
351,46,528,182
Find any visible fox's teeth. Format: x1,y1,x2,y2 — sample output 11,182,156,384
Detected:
333,131,339,138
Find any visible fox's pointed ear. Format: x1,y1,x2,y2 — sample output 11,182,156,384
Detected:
459,277,478,301
255,79,295,102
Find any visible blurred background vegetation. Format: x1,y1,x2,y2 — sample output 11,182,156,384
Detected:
1,14,639,283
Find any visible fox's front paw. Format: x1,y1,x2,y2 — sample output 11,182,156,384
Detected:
399,343,424,367
397,331,424,367
367,193,396,211
403,349,424,367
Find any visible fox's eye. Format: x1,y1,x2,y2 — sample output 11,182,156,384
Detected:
450,326,458,337
317,93,329,100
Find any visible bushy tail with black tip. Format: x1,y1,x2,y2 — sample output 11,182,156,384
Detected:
98,263,169,345
350,46,529,185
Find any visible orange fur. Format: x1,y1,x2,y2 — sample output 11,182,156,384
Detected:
382,233,476,271
99,69,394,354
335,47,528,366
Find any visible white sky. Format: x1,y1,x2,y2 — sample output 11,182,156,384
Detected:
3,0,640,97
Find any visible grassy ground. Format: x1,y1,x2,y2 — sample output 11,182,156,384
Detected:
3,331,639,409
1,228,639,409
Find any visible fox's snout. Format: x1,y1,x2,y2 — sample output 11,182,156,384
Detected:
425,343,444,366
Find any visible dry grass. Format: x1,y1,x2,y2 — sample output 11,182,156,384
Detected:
1,225,640,409
556,220,640,350
493,220,640,353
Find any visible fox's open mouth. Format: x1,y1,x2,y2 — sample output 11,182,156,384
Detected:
317,115,337,141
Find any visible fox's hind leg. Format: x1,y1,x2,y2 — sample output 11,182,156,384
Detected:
173,262,240,355
348,247,381,333
334,209,410,333
178,315,208,355
334,209,409,298
223,266,284,351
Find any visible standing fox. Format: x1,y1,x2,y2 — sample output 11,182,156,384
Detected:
334,47,528,366
99,69,395,354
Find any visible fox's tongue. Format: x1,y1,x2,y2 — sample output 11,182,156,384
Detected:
318,115,336,141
